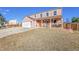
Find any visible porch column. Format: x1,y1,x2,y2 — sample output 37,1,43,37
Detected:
77,23,78,31
52,18,54,27
50,18,52,29
35,20,37,28
70,23,71,29
61,18,64,29
33,19,37,28
41,19,43,28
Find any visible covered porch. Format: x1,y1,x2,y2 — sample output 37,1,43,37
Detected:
35,15,62,28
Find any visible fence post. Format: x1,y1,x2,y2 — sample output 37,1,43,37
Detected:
61,18,63,29
77,23,78,31
70,23,71,29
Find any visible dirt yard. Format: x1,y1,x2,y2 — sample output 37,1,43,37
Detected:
0,28,79,51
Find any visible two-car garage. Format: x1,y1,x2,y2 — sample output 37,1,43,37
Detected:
22,22,32,28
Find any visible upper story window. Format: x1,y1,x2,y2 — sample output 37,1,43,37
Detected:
54,11,57,16
40,14,42,17
46,12,49,17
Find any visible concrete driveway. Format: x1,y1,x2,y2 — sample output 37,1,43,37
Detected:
0,27,29,38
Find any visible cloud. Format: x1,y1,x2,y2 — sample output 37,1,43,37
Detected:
0,9,10,12
0,9,10,15
5,9,10,12
0,9,9,14
0,8,10,15
2,12,7,15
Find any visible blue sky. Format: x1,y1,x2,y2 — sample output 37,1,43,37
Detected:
0,7,79,23
62,7,79,23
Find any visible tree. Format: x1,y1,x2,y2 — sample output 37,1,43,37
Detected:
72,17,79,22
0,13,7,27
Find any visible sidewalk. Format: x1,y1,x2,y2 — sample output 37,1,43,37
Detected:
0,27,29,38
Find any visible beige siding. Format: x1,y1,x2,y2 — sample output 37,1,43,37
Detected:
36,14,40,18
23,17,32,22
57,9,62,15
30,15,35,18
29,9,62,19
48,10,53,16
42,12,45,17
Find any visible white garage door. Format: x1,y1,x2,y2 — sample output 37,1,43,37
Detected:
22,22,31,28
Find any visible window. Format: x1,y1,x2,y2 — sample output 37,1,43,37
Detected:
54,11,57,16
46,12,49,16
40,14,42,17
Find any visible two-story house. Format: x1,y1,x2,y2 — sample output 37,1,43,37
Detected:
22,8,63,28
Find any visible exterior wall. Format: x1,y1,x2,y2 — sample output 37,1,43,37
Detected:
9,20,18,25
30,15,36,18
29,8,62,18
23,17,32,22
36,14,40,18
42,12,47,17
6,19,20,28
57,9,62,15
48,10,53,16
22,16,36,28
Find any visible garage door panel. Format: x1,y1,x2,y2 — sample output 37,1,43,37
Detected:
22,22,31,28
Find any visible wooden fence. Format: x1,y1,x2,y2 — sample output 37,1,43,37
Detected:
63,23,79,31
6,24,22,28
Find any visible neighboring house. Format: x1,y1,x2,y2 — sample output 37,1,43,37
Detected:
22,8,63,28
6,19,19,28
8,19,18,25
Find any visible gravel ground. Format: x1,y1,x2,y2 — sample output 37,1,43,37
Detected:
0,28,79,51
